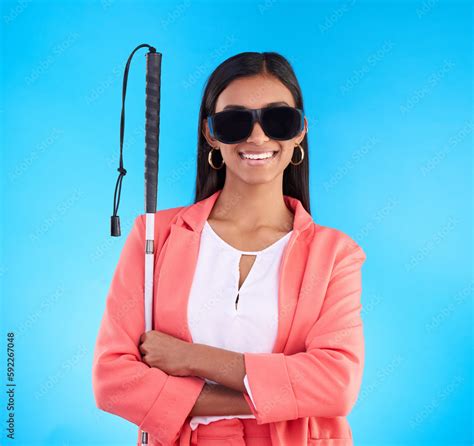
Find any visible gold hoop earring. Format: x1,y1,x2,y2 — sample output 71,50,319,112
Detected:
208,147,225,170
290,143,304,166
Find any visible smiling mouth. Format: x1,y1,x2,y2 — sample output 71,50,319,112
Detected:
238,151,279,160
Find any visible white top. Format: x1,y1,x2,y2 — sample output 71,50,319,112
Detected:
187,220,293,431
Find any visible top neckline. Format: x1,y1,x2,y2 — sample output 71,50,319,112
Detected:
203,220,293,255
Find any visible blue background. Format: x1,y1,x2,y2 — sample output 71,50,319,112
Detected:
1,0,472,444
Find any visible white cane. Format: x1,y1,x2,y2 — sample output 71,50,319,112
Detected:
110,43,162,446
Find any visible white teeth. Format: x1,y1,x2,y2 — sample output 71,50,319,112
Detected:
240,151,275,160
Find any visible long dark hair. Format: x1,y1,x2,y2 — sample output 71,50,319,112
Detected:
194,51,310,214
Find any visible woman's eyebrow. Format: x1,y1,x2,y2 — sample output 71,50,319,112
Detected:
222,101,289,110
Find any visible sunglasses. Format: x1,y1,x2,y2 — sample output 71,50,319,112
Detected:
207,105,304,144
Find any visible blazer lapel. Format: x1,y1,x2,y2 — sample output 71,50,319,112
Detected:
271,195,313,353
153,223,201,341
153,189,314,354
153,191,221,341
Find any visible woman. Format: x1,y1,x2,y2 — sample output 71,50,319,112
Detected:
92,52,367,446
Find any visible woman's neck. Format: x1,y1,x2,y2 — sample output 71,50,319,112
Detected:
209,183,294,233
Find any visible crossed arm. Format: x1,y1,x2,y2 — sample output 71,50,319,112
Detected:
185,344,251,417
137,329,252,416
189,382,252,417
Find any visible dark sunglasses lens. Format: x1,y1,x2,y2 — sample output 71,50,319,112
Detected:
262,107,302,140
213,110,252,143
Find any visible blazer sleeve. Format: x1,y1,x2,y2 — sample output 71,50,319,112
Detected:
242,239,367,424
92,214,205,444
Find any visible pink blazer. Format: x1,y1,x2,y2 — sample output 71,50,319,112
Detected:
92,189,367,446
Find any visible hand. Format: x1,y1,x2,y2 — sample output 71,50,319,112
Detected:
138,330,193,377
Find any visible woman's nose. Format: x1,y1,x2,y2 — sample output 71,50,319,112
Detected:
246,121,268,144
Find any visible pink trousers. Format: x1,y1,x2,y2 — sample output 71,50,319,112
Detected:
177,418,272,446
